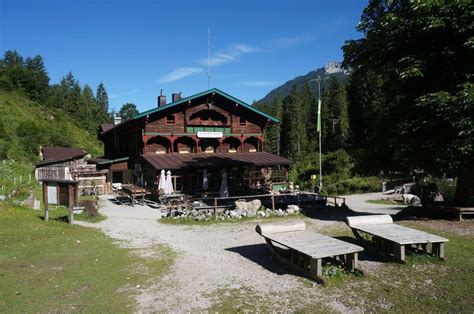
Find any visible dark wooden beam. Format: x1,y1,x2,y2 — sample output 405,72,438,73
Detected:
42,182,49,221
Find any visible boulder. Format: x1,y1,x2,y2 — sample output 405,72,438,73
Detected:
287,204,300,212
235,199,262,213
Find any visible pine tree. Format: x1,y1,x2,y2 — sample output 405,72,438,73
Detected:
119,103,139,120
272,94,283,155
299,82,317,152
59,72,81,116
24,55,50,102
281,85,308,159
96,82,110,123
322,77,350,151
79,84,97,133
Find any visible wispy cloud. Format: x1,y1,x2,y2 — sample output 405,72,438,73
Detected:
109,88,141,99
199,43,260,67
242,80,280,87
270,34,315,49
158,67,203,83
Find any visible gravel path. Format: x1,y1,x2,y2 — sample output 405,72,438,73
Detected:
75,193,401,312
344,192,407,215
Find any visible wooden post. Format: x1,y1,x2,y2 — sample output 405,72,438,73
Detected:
395,244,405,262
271,193,275,211
74,184,79,207
346,252,358,271
214,198,218,219
310,258,322,279
68,184,74,225
432,242,445,259
42,182,49,221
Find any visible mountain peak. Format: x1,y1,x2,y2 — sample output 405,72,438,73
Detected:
257,61,350,105
323,61,349,75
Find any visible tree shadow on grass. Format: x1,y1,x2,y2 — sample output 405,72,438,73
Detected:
301,203,459,223
37,214,70,223
392,206,457,222
333,235,395,263
301,204,369,222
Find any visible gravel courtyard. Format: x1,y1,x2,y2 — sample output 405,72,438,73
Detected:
75,194,447,312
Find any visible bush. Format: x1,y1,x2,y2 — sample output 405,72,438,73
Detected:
322,176,380,195
289,149,355,191
79,199,98,217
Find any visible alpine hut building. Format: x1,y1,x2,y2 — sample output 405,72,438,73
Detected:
94,88,291,196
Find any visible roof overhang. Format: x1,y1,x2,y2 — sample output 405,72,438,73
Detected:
142,152,291,171
87,156,129,165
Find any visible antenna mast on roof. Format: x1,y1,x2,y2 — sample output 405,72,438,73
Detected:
208,27,211,88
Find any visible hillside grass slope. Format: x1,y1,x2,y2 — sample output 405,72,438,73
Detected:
0,91,103,162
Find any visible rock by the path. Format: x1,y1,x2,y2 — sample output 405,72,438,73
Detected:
235,199,262,213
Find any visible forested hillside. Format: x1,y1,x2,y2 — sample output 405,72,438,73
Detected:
0,50,110,162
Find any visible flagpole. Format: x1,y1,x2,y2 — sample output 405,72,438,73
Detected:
317,76,322,190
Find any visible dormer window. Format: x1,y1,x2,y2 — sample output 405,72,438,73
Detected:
239,117,246,126
167,114,176,125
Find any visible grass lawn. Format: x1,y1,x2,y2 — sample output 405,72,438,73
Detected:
0,202,174,312
366,198,407,206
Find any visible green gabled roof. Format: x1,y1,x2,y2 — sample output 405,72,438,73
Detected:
132,88,279,123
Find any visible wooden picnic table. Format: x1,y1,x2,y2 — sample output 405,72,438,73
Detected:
121,185,147,207
346,215,448,261
256,220,364,284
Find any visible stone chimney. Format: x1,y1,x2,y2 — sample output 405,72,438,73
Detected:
114,114,122,125
158,89,166,107
172,92,182,102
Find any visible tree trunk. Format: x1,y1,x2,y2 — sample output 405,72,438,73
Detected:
455,163,474,206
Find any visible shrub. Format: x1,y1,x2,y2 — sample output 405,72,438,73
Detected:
323,176,380,195
289,149,355,192
79,199,98,217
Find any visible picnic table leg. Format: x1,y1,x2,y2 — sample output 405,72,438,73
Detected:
310,258,322,280
394,244,405,262
346,252,358,271
131,195,135,207
432,242,445,259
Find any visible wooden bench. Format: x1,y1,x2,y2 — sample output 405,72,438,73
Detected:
438,206,474,221
346,215,448,262
256,220,364,284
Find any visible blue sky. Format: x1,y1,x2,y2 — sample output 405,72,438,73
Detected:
0,0,367,112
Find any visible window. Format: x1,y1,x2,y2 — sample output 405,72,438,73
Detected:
112,171,123,183
239,117,246,125
166,114,176,124
173,176,183,192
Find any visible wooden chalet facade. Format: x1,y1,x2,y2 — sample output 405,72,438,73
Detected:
96,88,291,196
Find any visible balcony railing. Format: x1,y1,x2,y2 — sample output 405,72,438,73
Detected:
186,126,231,134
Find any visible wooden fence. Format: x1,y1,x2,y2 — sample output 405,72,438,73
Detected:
190,191,345,217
